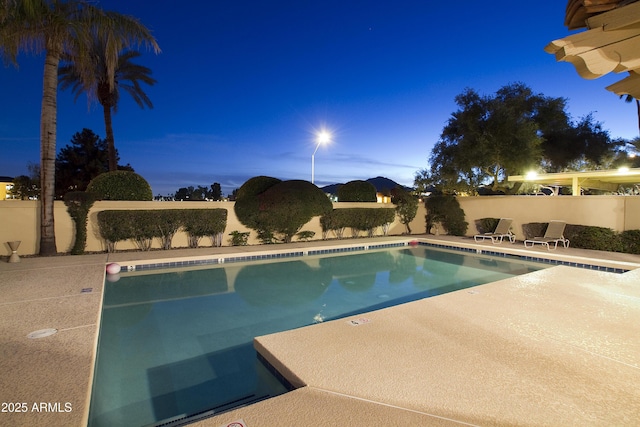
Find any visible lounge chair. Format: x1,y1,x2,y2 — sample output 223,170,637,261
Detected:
474,218,516,244
523,220,570,250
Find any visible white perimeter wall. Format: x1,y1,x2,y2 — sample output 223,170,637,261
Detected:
1,196,638,256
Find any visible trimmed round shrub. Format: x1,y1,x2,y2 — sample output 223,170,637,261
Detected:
337,180,377,202
257,180,333,242
87,171,152,201
234,176,282,231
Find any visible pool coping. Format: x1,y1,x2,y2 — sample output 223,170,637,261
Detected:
247,264,640,426
112,237,639,275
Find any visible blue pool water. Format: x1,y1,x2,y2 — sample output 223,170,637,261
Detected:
88,246,543,426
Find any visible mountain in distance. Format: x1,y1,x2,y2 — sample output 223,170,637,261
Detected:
320,176,412,195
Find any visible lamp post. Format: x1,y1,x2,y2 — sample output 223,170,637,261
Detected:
312,130,331,184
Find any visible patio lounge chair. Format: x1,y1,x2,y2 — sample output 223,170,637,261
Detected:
474,218,516,244
523,220,570,250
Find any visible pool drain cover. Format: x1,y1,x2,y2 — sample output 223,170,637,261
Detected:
27,328,58,339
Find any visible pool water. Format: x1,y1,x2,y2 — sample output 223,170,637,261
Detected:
88,246,542,426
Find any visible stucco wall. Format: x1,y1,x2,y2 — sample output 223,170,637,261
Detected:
0,201,423,255
1,196,637,256
458,195,638,240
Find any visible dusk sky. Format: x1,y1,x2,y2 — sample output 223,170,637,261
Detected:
1,0,639,197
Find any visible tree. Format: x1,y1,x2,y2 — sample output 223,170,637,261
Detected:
210,182,222,201
9,175,40,200
620,93,640,136
391,187,418,234
173,185,217,201
419,83,544,195
0,0,159,255
59,46,156,171
541,113,619,172
416,82,622,195
55,128,132,198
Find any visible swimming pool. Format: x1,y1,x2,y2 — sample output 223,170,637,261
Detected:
88,245,543,426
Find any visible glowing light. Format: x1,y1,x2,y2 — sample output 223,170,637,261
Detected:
525,171,538,180
618,166,630,174
317,130,331,145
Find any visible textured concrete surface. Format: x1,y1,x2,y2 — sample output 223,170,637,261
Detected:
0,236,638,427
252,266,640,426
0,257,107,427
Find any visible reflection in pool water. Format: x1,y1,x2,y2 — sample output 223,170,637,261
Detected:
89,246,542,427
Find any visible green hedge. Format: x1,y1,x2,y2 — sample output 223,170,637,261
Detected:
96,209,227,252
564,225,622,252
182,209,228,248
522,222,640,254
521,222,547,241
320,208,395,238
620,230,640,254
155,210,182,250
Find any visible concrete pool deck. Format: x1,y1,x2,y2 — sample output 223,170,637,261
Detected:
0,235,639,426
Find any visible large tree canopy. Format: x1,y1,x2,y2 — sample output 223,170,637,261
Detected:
416,82,622,195
419,83,545,194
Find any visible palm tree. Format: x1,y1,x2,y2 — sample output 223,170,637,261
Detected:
0,0,159,255
59,43,157,171
620,93,640,135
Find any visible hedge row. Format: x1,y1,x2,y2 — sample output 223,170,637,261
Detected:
96,209,227,252
522,222,640,254
320,208,395,239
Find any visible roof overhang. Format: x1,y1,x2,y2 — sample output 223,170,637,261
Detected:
546,1,640,98
508,168,640,195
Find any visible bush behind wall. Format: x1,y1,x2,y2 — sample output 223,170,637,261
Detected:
522,222,640,254
425,195,468,236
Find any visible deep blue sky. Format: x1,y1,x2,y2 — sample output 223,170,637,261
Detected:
1,0,638,196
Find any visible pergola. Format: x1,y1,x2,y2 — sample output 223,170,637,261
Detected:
508,167,640,195
545,0,640,99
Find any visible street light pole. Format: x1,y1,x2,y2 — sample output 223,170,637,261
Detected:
312,131,331,184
